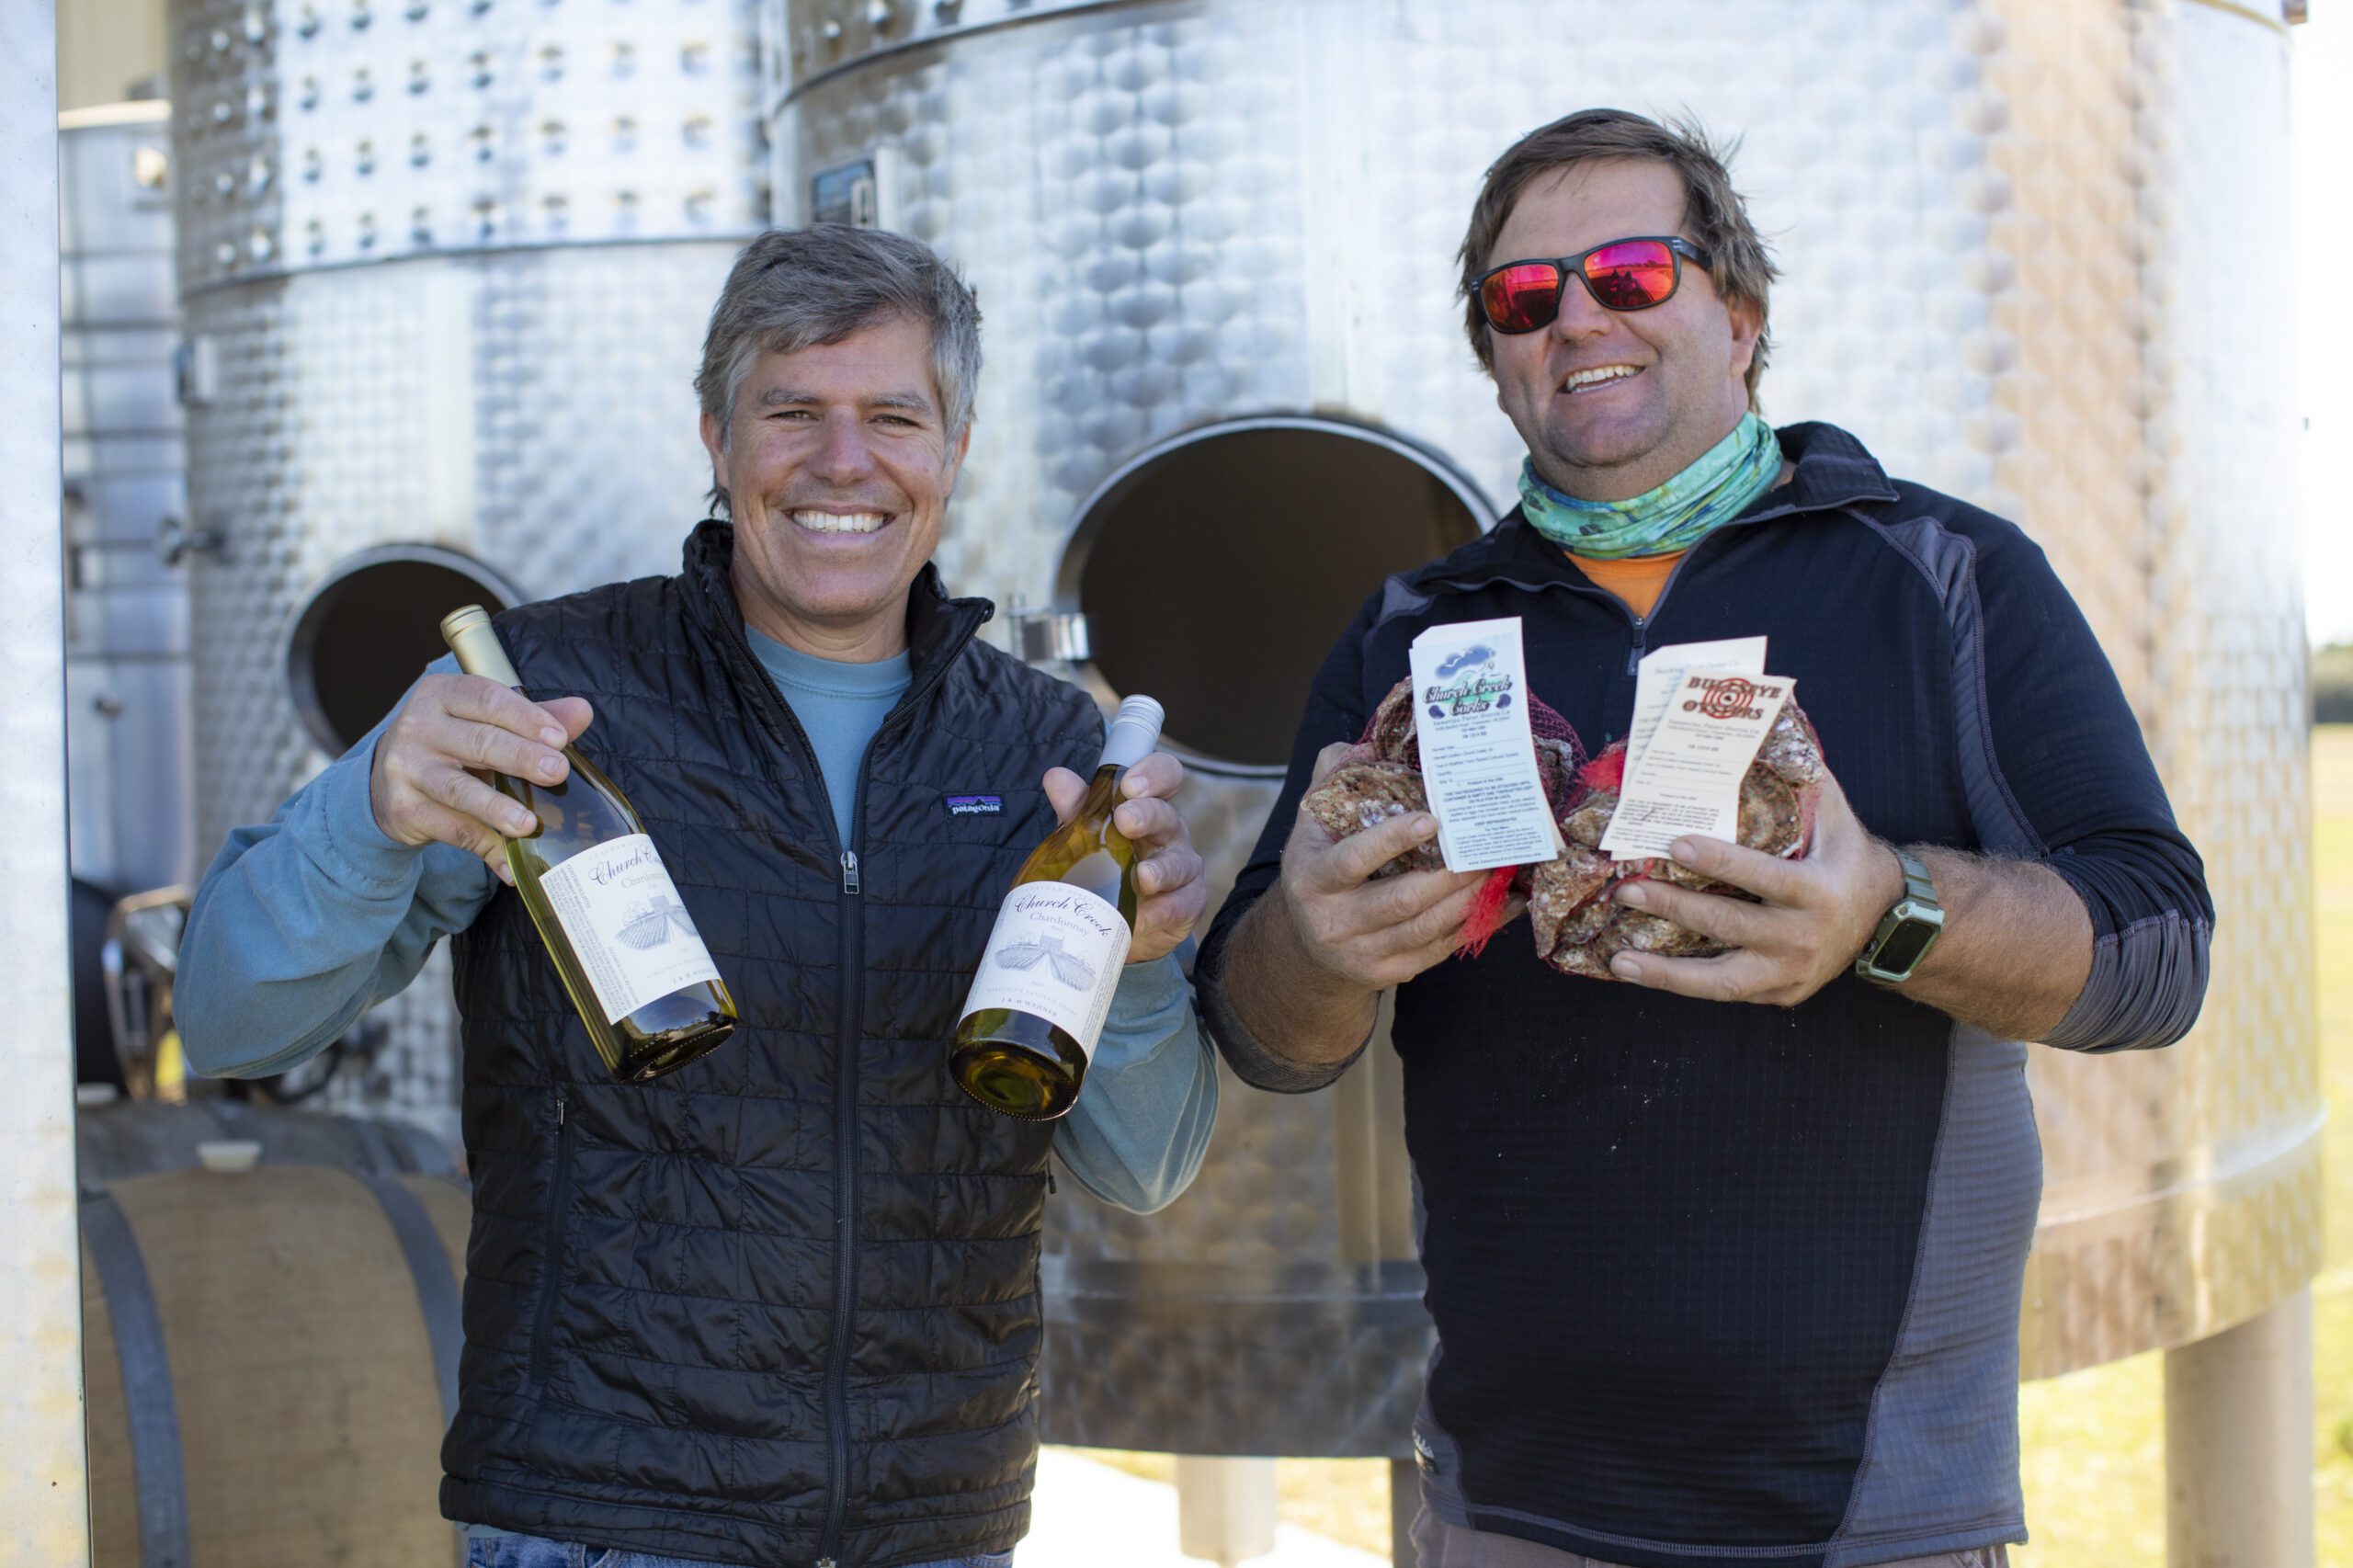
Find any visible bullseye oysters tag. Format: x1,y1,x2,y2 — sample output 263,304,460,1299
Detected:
1406,618,1563,873
1602,672,1793,862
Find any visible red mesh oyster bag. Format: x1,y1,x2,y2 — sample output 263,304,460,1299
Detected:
1298,677,1587,958
1529,699,1827,978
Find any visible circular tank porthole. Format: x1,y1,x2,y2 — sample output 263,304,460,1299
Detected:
284,544,529,756
1060,419,1490,773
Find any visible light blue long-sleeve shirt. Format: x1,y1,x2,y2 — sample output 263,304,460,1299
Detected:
176,642,1218,1214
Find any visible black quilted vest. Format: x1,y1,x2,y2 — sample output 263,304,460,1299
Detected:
439,522,1085,1568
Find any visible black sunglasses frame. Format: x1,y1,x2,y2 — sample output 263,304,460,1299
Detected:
1474,236,1715,334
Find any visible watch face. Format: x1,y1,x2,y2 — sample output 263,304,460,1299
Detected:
1872,915,1940,976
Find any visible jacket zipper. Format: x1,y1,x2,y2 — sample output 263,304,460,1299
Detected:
815,760,870,1568
528,1085,575,1389
707,605,984,1568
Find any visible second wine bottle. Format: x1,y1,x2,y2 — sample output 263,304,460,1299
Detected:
950,696,1165,1119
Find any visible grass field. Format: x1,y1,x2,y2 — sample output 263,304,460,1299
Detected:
1078,726,2353,1564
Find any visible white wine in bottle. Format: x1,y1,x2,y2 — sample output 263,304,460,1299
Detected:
441,606,737,1083
951,696,1165,1120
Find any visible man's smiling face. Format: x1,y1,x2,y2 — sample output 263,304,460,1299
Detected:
701,313,969,660
1485,158,1760,503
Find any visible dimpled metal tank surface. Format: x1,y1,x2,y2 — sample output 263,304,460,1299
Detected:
768,0,2316,1460
169,0,767,1136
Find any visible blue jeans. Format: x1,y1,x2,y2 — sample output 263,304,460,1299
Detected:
466,1534,1015,1568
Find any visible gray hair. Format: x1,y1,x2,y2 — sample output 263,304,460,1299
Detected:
695,225,983,516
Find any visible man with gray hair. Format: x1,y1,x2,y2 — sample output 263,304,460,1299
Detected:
177,224,1222,1568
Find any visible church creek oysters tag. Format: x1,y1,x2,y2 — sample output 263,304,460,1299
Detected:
1405,618,1563,873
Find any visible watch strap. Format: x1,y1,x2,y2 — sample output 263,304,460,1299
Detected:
1893,846,1935,905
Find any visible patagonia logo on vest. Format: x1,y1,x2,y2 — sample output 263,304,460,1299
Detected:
946,794,1004,817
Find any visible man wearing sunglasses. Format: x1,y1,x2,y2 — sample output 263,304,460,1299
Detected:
1198,109,2210,1568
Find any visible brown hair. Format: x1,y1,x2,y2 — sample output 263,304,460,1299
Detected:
1457,109,1777,406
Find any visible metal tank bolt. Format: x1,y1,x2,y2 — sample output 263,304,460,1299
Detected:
540,118,568,155
248,154,272,194
470,123,495,161
297,5,321,37
213,241,237,268
245,84,271,120
213,169,237,197
210,26,231,52
301,146,323,181
357,211,378,247
242,6,267,42
539,43,564,79
304,219,325,255
409,132,431,167
410,206,433,244
405,0,429,16
611,40,638,77
685,187,716,223
472,197,500,238
682,114,713,148
680,40,711,73
248,228,276,263
298,75,320,110
867,0,896,29
353,67,374,102
210,97,234,126
409,59,430,93
355,138,376,174
611,115,639,152
470,50,494,87
350,0,371,28
541,192,570,231
935,0,962,21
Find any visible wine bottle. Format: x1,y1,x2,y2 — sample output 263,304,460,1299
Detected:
440,606,737,1083
951,696,1165,1120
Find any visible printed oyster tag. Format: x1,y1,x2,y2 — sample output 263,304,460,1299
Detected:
960,881,1132,1059
1624,636,1766,771
1602,672,1793,861
534,833,724,1025
1406,617,1564,873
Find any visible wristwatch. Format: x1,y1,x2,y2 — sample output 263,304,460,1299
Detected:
1854,846,1944,984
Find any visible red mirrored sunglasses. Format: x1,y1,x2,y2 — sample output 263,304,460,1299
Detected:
1475,236,1714,334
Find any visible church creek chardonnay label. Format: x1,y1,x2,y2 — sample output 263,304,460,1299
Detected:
535,834,723,1025
961,881,1131,1059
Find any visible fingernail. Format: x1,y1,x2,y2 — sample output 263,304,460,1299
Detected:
510,811,536,834
1615,882,1647,909
1670,840,1698,866
1610,954,1640,979
539,757,564,782
1414,816,1438,839
540,726,566,747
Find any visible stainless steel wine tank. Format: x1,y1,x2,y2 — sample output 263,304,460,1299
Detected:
61,100,195,899
766,0,2319,1460
167,0,768,1135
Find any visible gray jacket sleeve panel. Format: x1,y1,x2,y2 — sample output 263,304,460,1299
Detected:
1194,934,1375,1094
1865,504,2213,1052
2039,906,2212,1054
